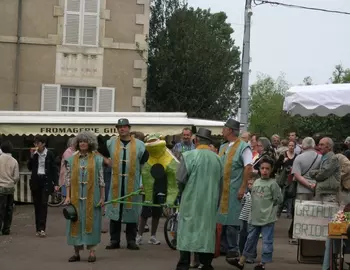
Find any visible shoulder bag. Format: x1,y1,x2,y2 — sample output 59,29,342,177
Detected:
286,153,319,199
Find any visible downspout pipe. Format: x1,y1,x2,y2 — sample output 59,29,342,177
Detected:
13,0,23,110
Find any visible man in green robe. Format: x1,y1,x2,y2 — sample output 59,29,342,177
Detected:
176,128,223,270
105,119,149,250
217,119,252,259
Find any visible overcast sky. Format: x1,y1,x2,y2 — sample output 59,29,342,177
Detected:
187,0,350,86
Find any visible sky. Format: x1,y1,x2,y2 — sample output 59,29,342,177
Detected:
187,0,350,86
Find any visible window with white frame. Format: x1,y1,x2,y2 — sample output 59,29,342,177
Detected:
61,87,95,112
64,0,100,47
41,84,115,112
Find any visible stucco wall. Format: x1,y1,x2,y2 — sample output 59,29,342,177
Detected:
105,0,144,44
0,0,149,111
103,49,143,112
17,45,56,110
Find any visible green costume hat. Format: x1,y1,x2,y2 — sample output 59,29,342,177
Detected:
116,118,131,127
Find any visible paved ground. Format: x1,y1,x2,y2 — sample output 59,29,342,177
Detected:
0,205,321,270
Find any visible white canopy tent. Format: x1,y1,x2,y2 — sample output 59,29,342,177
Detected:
0,111,227,136
283,83,350,116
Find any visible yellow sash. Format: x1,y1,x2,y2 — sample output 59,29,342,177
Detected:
219,139,241,214
196,145,211,150
112,136,137,208
70,153,96,237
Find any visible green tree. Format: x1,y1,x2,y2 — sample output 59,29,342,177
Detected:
248,74,291,137
332,64,350,83
145,0,241,120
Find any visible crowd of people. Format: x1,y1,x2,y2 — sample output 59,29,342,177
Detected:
1,118,350,270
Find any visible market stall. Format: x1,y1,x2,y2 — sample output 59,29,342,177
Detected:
283,83,350,117
283,83,350,266
0,111,227,203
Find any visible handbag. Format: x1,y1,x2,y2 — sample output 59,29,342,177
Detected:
276,167,287,187
286,153,319,199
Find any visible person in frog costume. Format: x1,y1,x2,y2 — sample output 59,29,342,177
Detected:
136,133,179,245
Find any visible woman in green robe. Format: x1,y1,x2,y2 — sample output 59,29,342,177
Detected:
64,131,105,263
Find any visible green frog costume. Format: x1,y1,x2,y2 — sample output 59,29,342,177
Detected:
141,133,179,205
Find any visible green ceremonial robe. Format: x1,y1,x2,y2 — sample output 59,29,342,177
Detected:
216,140,250,226
177,147,223,253
105,136,145,223
66,154,103,247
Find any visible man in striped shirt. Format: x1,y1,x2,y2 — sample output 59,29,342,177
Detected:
238,179,255,263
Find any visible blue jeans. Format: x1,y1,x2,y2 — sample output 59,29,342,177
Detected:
239,220,257,260
104,167,112,201
243,223,274,264
221,225,240,253
322,239,332,270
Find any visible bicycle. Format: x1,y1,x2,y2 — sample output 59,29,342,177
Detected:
164,206,179,250
48,185,65,207
162,195,181,218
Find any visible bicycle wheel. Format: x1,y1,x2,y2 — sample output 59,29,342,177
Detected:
48,187,65,207
164,213,177,250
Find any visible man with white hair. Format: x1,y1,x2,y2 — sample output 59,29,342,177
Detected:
309,137,341,202
288,137,322,244
309,137,341,270
271,134,280,149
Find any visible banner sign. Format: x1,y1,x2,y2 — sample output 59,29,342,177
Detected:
0,124,188,136
293,200,339,241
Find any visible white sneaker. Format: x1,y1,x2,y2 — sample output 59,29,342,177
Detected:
148,236,160,245
39,230,46,237
136,235,143,245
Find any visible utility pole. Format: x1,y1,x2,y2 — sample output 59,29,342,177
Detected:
239,0,253,131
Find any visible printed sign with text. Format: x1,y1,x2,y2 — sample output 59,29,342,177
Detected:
293,200,339,241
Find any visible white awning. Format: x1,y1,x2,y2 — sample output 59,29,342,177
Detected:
0,111,226,136
283,83,350,116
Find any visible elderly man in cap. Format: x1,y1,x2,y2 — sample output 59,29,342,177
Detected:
218,119,253,260
176,128,223,270
105,118,149,250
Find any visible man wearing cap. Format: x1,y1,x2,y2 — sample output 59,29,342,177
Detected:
176,128,223,270
218,119,253,260
105,118,149,250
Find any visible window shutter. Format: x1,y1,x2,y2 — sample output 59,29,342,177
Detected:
41,84,60,111
96,87,115,112
64,0,81,45
82,0,99,46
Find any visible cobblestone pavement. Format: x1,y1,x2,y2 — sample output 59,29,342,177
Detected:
0,205,321,270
